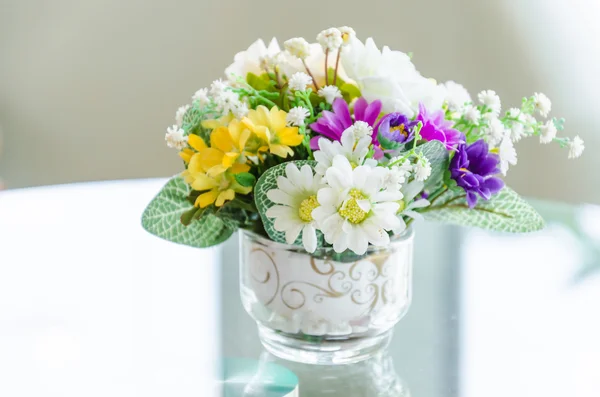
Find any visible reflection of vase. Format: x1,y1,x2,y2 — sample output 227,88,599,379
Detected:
239,229,414,365
260,348,410,396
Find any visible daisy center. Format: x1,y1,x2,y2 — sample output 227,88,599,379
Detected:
298,195,319,223
339,189,368,224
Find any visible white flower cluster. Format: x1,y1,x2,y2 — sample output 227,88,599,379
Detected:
165,125,187,150
267,128,429,255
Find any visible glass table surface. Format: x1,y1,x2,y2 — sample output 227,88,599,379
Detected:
0,179,598,397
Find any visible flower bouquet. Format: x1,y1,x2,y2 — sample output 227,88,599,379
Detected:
142,27,583,364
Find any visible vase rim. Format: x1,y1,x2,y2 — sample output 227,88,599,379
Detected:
240,226,414,258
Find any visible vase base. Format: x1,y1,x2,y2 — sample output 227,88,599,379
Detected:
257,324,392,365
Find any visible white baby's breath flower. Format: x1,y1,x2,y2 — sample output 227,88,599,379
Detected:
192,88,210,106
311,155,403,255
209,79,228,96
288,72,313,91
286,106,310,126
214,90,241,115
510,123,525,142
568,136,585,159
266,163,325,253
498,131,517,175
284,37,311,60
338,26,356,46
485,118,506,145
165,125,187,150
539,120,557,144
317,85,342,104
317,28,343,51
347,121,373,140
506,107,525,122
259,52,285,71
442,81,471,112
175,104,190,128
478,89,501,116
382,160,411,192
413,157,432,182
232,102,249,119
523,114,537,134
533,92,552,117
464,105,481,124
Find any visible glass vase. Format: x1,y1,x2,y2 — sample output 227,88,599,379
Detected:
239,229,414,365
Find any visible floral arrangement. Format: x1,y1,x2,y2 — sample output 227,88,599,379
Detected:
142,27,584,256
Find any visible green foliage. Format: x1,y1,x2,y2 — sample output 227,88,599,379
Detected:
254,160,323,247
422,186,545,233
246,73,276,92
234,172,256,187
325,67,361,102
417,140,450,192
141,177,236,248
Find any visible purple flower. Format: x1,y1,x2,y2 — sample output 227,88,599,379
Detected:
450,139,504,208
417,103,464,149
309,97,382,149
375,112,417,144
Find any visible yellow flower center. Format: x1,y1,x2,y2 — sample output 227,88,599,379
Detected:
390,124,408,137
349,161,359,169
298,195,319,223
339,189,368,224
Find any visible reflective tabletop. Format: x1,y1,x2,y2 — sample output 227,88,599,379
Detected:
1,179,598,396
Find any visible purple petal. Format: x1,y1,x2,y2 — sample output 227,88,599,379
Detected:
483,177,504,195
332,98,352,129
363,100,382,126
354,97,367,122
310,136,322,150
466,191,478,208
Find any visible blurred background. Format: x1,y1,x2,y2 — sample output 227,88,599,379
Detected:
0,0,598,202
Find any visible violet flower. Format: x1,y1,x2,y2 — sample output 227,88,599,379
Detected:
309,97,382,149
450,139,504,208
375,112,417,145
417,103,464,149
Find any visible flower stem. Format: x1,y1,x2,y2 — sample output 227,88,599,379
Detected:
333,49,342,85
302,60,320,91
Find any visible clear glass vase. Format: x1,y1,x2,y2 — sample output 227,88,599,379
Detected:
239,229,414,365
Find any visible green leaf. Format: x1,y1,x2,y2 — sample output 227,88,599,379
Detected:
234,172,256,187
180,206,201,226
422,186,545,233
339,82,361,102
141,177,235,248
246,72,274,92
254,160,323,247
416,140,449,192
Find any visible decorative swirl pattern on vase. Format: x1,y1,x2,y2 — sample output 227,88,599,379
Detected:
310,256,335,275
352,284,380,316
249,248,280,306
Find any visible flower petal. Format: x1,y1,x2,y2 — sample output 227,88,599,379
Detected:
302,224,317,253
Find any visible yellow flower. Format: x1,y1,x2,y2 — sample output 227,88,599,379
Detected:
183,147,252,208
242,106,303,158
201,113,235,130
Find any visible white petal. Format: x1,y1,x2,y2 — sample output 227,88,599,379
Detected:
351,166,370,190
333,232,349,253
285,222,303,244
266,205,295,219
402,181,424,202
332,155,353,175
311,205,336,224
267,189,294,206
356,199,371,213
276,176,300,196
373,202,400,214
299,165,314,191
274,216,301,232
285,162,302,185
408,198,430,209
340,128,355,148
325,168,348,192
302,224,318,253
404,210,423,221
372,190,403,203
317,187,340,207
362,221,391,245
348,226,369,255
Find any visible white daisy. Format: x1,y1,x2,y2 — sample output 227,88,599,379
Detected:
396,180,430,229
284,37,311,60
175,104,190,128
442,81,471,112
266,163,325,252
498,131,518,175
539,120,557,144
477,89,501,116
286,106,310,126
568,136,585,159
338,26,356,46
192,88,210,106
317,85,342,104
312,156,403,255
533,92,552,117
413,157,431,182
288,72,313,91
313,127,373,176
316,28,343,51
165,125,187,150
463,105,481,124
